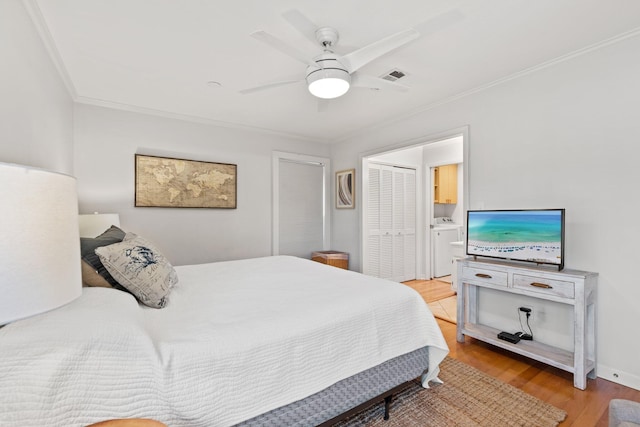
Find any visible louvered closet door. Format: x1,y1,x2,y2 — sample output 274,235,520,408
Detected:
366,164,416,282
392,169,405,281
366,166,381,278
403,170,416,281
380,167,394,279
365,164,393,278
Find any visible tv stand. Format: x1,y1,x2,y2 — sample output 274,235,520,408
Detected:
456,258,597,389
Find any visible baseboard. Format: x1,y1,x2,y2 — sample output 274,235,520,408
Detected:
598,363,640,391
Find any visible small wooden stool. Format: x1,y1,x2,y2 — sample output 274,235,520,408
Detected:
311,250,349,269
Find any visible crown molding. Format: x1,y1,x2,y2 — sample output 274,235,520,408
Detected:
22,0,78,99
334,26,640,144
21,0,640,146
75,95,328,144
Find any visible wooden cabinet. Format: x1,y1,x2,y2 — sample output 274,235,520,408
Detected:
456,258,597,389
312,251,349,270
434,164,457,204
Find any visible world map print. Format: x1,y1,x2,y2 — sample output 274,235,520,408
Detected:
135,155,237,208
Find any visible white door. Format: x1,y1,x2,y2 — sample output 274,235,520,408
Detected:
272,152,330,258
365,163,416,282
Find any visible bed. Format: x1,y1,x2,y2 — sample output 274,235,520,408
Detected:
0,255,448,426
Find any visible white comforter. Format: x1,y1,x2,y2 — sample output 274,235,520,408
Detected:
0,256,448,426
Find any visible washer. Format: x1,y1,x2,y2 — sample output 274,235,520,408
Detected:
433,217,461,278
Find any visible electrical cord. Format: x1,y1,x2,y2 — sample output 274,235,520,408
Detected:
516,308,533,340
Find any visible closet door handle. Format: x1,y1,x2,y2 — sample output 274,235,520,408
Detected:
530,282,553,289
475,273,492,279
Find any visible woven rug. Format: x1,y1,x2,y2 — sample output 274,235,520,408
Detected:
337,357,566,427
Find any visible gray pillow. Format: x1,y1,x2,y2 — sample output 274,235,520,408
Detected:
80,225,126,289
95,233,178,308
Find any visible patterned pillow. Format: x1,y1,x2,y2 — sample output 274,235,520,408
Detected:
80,225,127,289
95,233,178,308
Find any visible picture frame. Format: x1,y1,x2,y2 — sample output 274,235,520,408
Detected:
135,154,237,208
336,169,355,209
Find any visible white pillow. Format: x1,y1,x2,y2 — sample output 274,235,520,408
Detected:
95,233,178,308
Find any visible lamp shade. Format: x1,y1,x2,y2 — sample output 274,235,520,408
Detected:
79,213,120,237
0,163,82,324
307,68,351,99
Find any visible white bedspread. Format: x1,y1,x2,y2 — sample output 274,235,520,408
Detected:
0,256,448,426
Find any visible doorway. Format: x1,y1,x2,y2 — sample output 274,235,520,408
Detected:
272,151,331,257
360,127,469,281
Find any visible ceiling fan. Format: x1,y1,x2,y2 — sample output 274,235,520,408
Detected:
240,9,419,100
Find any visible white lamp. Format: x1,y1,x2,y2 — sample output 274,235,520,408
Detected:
0,162,82,325
78,213,121,238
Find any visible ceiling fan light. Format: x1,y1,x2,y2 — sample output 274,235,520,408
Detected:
307,68,351,99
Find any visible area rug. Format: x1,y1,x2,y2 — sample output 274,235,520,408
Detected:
337,357,567,427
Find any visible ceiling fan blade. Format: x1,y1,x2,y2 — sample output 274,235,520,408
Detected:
239,79,302,95
282,9,353,55
351,74,410,92
414,9,464,38
282,9,320,47
339,28,420,74
250,31,317,68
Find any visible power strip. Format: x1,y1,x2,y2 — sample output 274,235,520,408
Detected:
497,331,521,344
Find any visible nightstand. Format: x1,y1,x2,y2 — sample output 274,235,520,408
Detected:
311,251,349,270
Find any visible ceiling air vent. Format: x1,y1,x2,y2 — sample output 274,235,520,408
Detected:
380,69,407,82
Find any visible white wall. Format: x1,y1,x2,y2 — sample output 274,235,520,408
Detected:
0,0,73,174
331,34,640,389
422,137,463,166
74,104,330,266
7,0,640,389
369,145,423,167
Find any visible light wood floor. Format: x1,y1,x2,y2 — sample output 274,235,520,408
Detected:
403,278,640,425
436,317,640,426
403,279,455,303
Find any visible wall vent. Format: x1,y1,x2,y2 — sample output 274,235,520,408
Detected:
380,69,407,82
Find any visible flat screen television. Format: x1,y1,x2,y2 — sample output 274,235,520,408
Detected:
466,209,565,270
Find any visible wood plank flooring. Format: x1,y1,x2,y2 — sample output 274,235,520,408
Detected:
403,279,455,303
403,278,640,424
403,279,457,323
436,317,640,426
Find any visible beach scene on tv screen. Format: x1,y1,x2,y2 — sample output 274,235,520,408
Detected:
467,211,562,264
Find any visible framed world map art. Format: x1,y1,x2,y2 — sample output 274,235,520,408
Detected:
135,154,237,208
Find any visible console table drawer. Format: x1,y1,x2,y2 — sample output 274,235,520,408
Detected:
462,266,508,287
513,274,575,299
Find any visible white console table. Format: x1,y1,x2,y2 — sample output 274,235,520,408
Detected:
456,258,597,390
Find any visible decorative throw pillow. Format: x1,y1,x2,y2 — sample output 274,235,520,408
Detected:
81,260,114,288
80,225,127,289
95,233,178,308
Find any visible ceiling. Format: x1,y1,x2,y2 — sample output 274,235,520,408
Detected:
28,0,640,143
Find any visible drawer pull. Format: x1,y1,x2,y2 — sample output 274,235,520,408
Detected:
530,282,553,289
475,273,492,279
